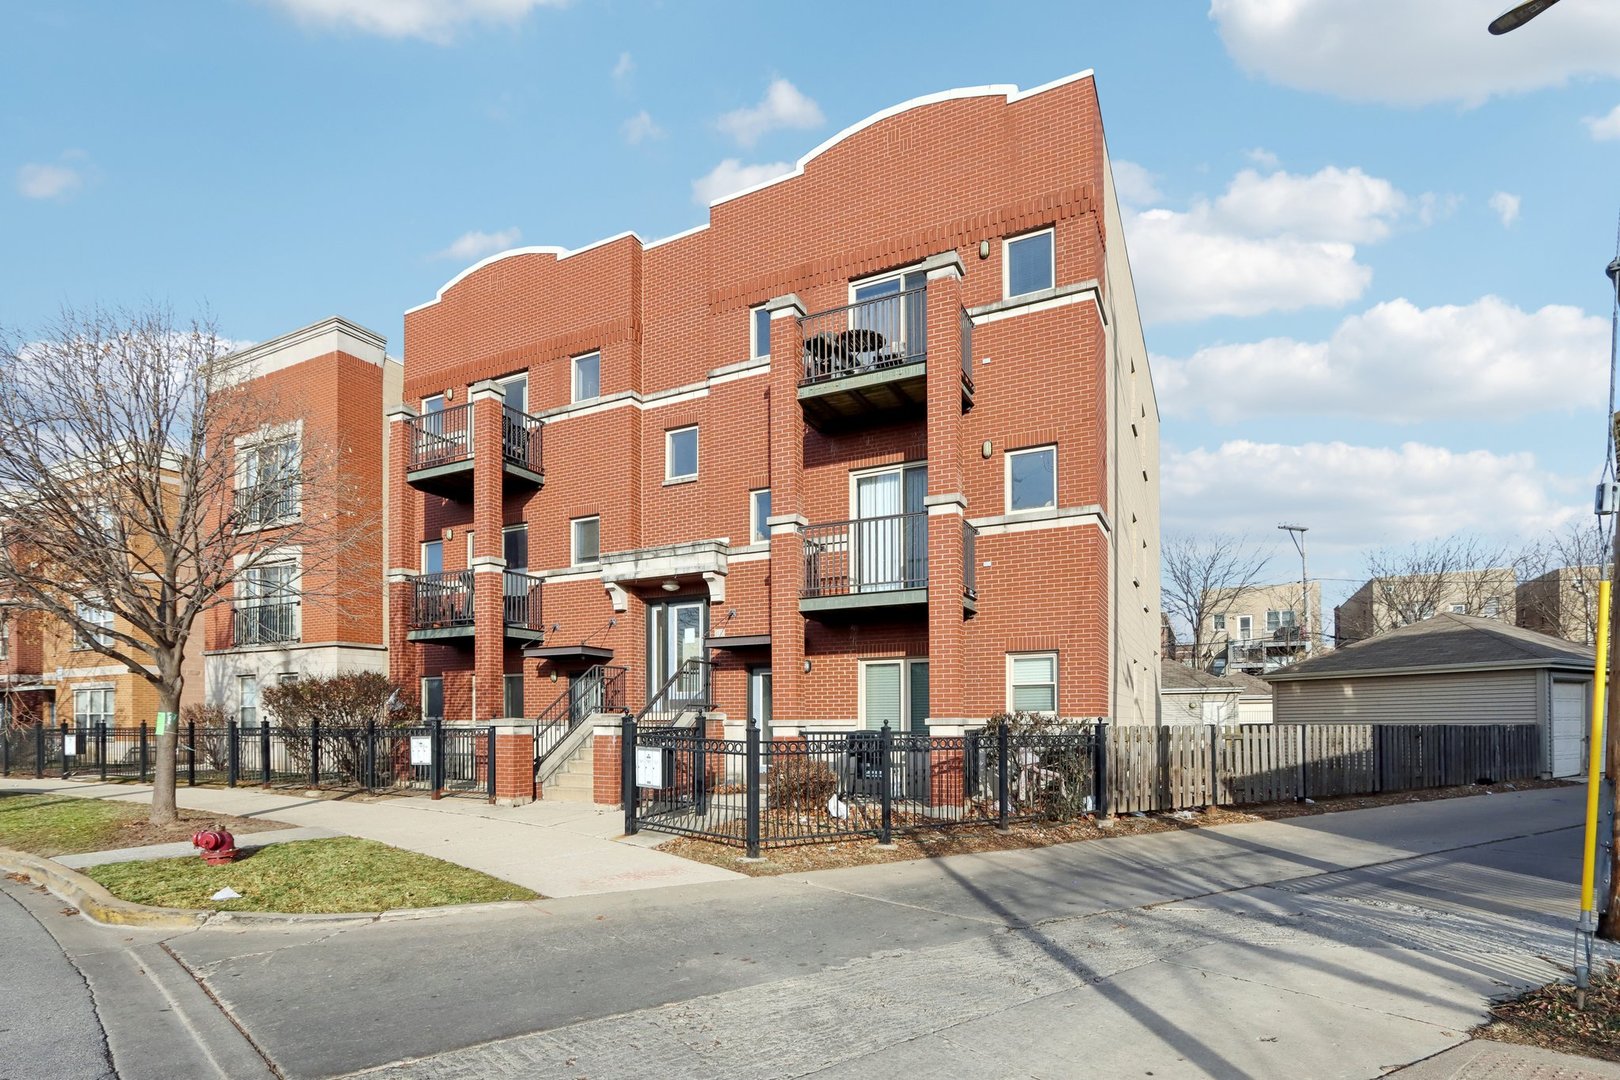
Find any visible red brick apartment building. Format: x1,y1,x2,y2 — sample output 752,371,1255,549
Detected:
204,318,401,721
387,71,1161,802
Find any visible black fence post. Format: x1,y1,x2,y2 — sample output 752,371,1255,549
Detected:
364,719,377,791
745,721,761,859
97,723,108,782
226,721,239,787
621,713,638,835
878,722,893,845
137,722,148,782
694,722,708,816
34,722,45,779
997,722,1010,831
1,724,10,776
259,721,271,785
486,724,496,805
1095,721,1110,819
60,723,70,779
309,719,321,789
430,718,443,799
186,719,197,787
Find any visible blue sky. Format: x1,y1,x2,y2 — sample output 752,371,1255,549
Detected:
5,1,1620,609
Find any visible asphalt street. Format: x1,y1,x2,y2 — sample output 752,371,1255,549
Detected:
0,877,113,1080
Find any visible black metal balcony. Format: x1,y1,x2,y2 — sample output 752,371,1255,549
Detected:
231,601,299,647
405,402,544,499
797,290,928,430
232,485,298,530
407,569,544,645
800,512,929,616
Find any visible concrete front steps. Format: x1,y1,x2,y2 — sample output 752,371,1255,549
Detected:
541,738,599,803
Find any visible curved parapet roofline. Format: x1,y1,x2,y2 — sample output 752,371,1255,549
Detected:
407,69,1095,317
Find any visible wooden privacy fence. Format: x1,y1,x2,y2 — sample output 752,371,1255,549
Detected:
1107,722,1541,815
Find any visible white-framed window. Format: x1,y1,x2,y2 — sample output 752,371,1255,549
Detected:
749,489,771,544
421,676,444,721
1266,610,1297,633
422,394,445,414
571,515,601,565
73,601,113,650
859,658,930,733
849,265,928,362
1237,615,1254,640
503,673,524,718
497,372,528,414
1482,598,1501,618
238,674,259,727
421,540,444,575
465,529,475,566
238,432,300,527
277,672,299,685
1005,227,1055,298
1006,445,1057,513
665,425,698,482
73,687,114,728
238,561,298,645
750,305,771,359
1213,614,1226,631
1006,652,1057,715
571,351,601,403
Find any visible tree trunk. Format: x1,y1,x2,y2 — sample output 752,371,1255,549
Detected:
148,683,181,826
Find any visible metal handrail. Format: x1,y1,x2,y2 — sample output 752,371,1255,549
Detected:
410,571,474,628
801,511,929,598
634,657,713,728
534,665,626,772
797,286,928,386
408,404,473,470
231,601,299,647
502,570,543,630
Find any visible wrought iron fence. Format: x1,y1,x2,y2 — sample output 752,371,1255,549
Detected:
798,286,928,386
409,403,472,470
801,512,929,598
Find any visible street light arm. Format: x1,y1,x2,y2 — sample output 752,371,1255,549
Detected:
1488,0,1563,35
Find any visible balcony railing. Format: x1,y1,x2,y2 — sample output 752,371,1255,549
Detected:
409,404,472,471
232,485,298,529
411,570,475,628
503,570,543,631
799,286,928,386
959,306,975,394
232,601,299,647
501,404,543,475
963,519,978,602
802,512,928,598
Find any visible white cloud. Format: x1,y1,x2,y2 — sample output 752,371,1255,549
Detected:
1584,104,1620,141
1488,191,1521,227
1109,160,1162,206
1215,166,1407,243
16,162,83,200
261,0,562,42
691,159,792,206
1153,296,1607,423
622,110,664,145
1245,147,1279,168
1210,0,1620,107
434,227,522,261
716,78,824,148
1163,439,1581,549
612,51,634,85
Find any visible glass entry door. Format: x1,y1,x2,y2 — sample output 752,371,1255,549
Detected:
648,600,706,703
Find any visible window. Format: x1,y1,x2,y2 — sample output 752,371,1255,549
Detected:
421,540,444,575
503,524,528,570
851,267,928,361
239,434,299,526
503,674,524,718
277,672,299,685
1449,603,1467,615
749,489,771,544
1006,446,1056,512
750,305,771,359
1482,598,1501,618
73,601,113,650
665,426,698,482
422,394,444,414
1266,610,1296,633
572,351,601,403
1213,614,1226,631
0,611,8,661
571,516,600,565
73,687,114,728
497,373,527,414
238,675,259,727
1005,228,1055,297
1007,653,1057,714
1237,615,1254,640
238,562,297,644
422,677,445,721
860,658,930,733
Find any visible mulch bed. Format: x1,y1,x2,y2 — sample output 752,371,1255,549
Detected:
1476,962,1620,1063
658,778,1572,876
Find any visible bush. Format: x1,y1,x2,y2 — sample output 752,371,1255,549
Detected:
768,755,838,811
981,711,1097,821
262,672,419,783
179,704,230,770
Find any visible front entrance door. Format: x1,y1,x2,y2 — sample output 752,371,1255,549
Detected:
648,600,707,704
1551,680,1586,778
749,668,772,740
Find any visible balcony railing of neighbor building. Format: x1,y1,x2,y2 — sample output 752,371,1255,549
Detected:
232,485,298,529
231,601,299,647
409,403,473,471
502,570,543,631
801,512,929,599
959,306,975,394
962,519,978,602
411,570,475,628
798,286,928,387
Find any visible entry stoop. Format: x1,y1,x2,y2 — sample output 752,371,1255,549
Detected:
542,739,598,802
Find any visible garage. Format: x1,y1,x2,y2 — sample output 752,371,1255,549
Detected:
1550,680,1587,778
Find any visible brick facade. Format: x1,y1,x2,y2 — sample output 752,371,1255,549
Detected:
390,73,1162,802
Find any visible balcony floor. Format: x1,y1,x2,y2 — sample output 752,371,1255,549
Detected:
406,459,545,500
405,624,546,646
798,361,927,431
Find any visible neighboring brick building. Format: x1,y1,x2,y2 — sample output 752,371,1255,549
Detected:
1517,565,1604,645
204,317,401,724
1335,568,1516,647
387,72,1161,801
1199,581,1322,674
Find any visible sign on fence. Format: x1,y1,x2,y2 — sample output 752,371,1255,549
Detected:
635,746,670,788
409,736,432,766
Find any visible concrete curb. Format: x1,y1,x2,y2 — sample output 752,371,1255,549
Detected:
0,846,544,930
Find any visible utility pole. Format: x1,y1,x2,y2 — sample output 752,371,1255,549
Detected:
1279,524,1310,656
1600,256,1620,940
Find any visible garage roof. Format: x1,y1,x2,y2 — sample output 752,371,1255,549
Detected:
1266,613,1595,683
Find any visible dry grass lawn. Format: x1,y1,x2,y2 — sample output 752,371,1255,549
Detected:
0,792,289,857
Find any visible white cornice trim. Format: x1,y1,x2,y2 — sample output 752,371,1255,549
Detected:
968,505,1112,537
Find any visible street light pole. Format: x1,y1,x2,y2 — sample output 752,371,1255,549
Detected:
1278,524,1310,656
1488,0,1563,35
1600,257,1620,940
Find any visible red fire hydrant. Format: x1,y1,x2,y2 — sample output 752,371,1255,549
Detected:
192,828,238,865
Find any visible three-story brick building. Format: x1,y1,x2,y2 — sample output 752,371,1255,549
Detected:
387,71,1161,801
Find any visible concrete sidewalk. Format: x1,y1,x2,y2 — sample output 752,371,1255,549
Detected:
0,777,740,896
1393,1041,1620,1078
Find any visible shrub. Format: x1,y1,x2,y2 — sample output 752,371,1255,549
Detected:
768,755,838,811
980,711,1097,821
262,672,419,783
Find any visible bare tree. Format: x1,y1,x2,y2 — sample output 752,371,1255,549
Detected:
1516,520,1611,644
1359,535,1517,635
1161,534,1273,670
0,307,369,824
